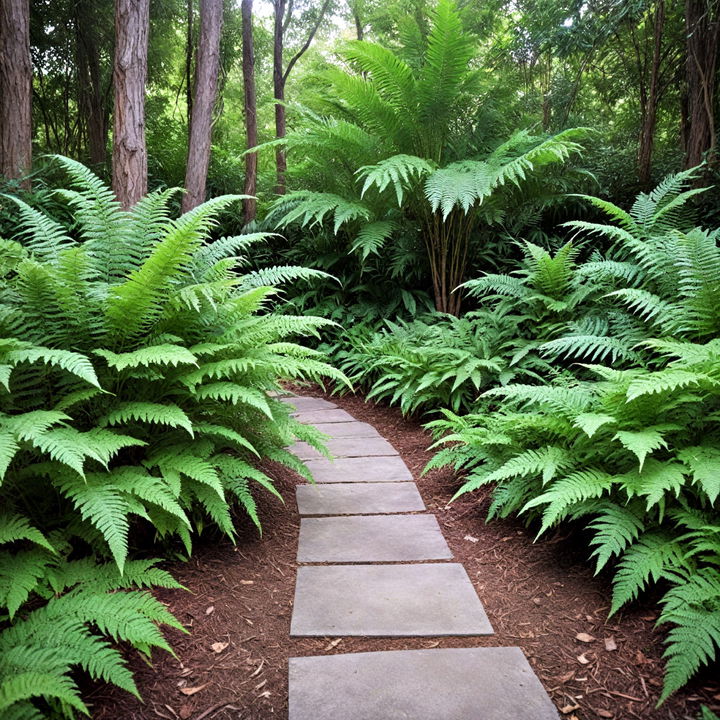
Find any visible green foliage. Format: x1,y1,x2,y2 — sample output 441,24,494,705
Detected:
264,0,587,313
426,174,720,703
0,159,345,717
332,310,552,414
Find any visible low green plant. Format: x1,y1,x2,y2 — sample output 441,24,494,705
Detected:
332,310,553,414
425,172,720,702
0,157,345,716
426,340,720,702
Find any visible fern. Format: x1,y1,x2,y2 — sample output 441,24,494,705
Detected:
0,160,347,716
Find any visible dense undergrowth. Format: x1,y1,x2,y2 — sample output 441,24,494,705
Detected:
0,158,342,718
308,169,720,702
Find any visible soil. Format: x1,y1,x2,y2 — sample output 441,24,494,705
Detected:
89,386,720,720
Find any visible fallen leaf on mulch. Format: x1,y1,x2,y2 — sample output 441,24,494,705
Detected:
560,704,580,714
205,606,215,615
597,710,614,718
211,642,229,653
532,597,542,605
179,706,192,720
577,653,591,664
240,580,254,585
575,632,595,643
558,670,575,683
604,636,617,651
463,534,479,543
180,683,209,696
325,638,341,651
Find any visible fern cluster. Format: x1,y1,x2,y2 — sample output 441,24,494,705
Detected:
332,311,553,414
0,157,344,716
426,171,720,703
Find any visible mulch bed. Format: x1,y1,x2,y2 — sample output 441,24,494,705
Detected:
90,386,720,720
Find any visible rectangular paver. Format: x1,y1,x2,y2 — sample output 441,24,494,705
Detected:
303,455,411,483
289,436,398,461
282,396,338,412
290,563,492,636
297,514,452,563
296,483,425,516
289,647,559,720
310,421,380,438
293,408,356,424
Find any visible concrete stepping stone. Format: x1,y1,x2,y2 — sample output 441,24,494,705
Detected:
288,647,559,720
310,421,380,438
282,396,337,412
297,514,452,563
290,563,492,636
296,482,425,516
289,436,398,461
303,455,412,483
293,408,356,424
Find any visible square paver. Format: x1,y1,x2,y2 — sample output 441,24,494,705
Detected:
303,455,411,483
311,421,380,438
297,514,452,563
289,436,398,461
296,483,425,516
290,563,492,636
293,409,356,424
289,647,559,720
282,396,337,412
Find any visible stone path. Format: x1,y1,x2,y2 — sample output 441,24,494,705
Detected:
284,395,559,719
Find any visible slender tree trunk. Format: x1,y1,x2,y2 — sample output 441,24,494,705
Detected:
182,0,223,213
0,0,32,187
112,0,149,209
683,0,720,171
186,0,193,123
638,0,664,186
76,1,108,166
241,0,258,222
273,0,287,195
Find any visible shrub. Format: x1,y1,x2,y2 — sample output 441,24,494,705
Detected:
0,157,344,716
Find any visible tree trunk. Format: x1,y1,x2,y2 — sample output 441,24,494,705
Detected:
186,0,193,123
112,0,149,210
273,0,287,195
638,0,664,187
0,0,32,187
241,0,258,222
182,0,223,213
683,0,720,171
76,0,108,167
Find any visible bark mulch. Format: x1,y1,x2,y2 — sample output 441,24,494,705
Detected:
90,386,720,720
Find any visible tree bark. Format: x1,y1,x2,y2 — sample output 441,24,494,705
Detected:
112,0,149,210
273,0,287,195
76,0,109,167
241,0,258,222
638,0,664,187
683,0,720,171
186,0,193,123
182,0,223,213
0,0,32,187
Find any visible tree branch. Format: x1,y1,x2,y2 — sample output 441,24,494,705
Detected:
282,0,331,84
